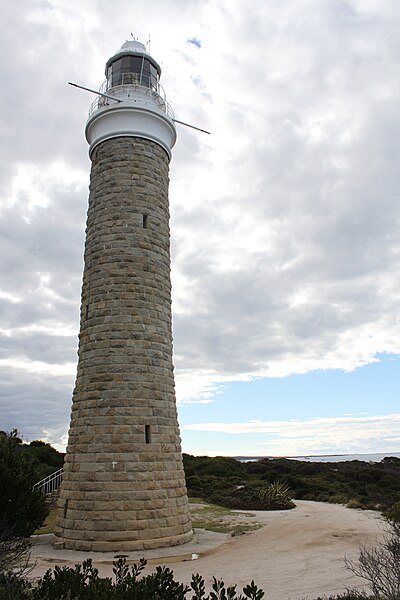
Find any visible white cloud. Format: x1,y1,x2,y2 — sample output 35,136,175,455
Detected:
183,414,400,456
0,358,76,377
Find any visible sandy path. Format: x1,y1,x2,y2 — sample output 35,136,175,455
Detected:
168,501,385,600
31,501,386,600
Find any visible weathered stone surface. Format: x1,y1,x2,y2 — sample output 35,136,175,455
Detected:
55,137,193,551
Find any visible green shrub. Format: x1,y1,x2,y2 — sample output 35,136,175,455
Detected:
0,558,266,600
384,501,400,524
184,455,246,479
0,431,48,538
23,441,64,483
313,594,371,599
257,481,295,509
345,516,400,600
0,571,32,600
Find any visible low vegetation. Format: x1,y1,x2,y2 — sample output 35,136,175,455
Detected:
0,430,51,596
0,431,64,484
183,454,400,512
0,431,49,538
183,455,295,511
189,498,261,535
0,557,267,600
345,503,400,599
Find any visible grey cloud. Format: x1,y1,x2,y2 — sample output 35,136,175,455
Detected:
0,330,77,365
0,366,72,441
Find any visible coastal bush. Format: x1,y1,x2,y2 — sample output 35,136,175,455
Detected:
257,481,295,509
0,570,32,600
345,515,400,599
0,430,64,485
186,475,295,511
183,455,400,511
0,558,266,600
384,502,400,530
0,522,32,576
313,594,371,599
24,440,64,483
0,430,48,538
184,455,246,479
0,431,49,592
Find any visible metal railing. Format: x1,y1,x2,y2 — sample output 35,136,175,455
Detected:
88,72,174,119
33,467,63,495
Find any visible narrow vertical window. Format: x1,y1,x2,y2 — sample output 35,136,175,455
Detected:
85,305,89,320
145,425,151,444
142,214,148,229
63,499,69,519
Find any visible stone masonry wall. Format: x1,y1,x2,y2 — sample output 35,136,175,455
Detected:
54,137,193,551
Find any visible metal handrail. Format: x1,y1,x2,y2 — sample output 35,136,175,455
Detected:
33,467,63,495
88,73,174,119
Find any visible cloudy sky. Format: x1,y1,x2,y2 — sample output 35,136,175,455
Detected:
1,0,399,457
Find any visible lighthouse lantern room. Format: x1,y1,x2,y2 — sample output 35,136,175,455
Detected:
86,40,176,159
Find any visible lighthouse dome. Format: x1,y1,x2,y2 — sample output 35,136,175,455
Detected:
120,40,147,54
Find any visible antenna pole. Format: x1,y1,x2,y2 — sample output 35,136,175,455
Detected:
172,118,210,135
68,81,122,103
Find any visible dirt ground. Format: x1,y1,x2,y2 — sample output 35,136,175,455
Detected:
172,500,385,600
31,500,386,600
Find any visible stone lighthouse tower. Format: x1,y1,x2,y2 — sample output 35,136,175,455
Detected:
54,40,193,551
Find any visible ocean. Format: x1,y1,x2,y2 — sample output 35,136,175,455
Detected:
235,452,400,463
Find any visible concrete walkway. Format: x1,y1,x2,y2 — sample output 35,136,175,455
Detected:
30,528,228,569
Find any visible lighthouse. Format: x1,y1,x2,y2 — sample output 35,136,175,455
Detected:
54,40,193,551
